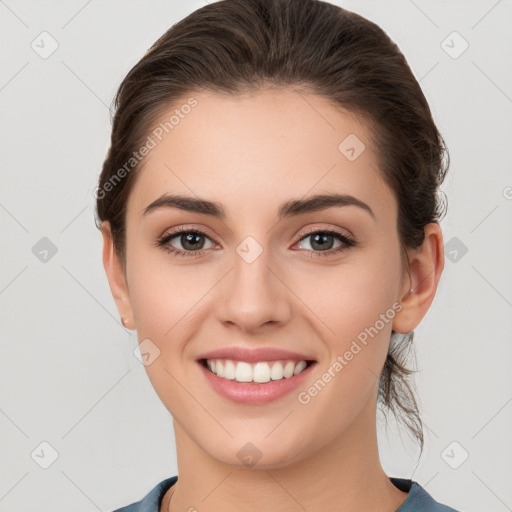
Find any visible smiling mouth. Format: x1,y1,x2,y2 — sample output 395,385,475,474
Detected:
200,358,316,383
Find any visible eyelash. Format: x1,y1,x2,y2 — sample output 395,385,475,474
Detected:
156,226,356,259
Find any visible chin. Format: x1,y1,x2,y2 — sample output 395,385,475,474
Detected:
203,433,313,471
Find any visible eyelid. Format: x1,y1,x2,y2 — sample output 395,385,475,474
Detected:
160,224,219,242
294,223,354,241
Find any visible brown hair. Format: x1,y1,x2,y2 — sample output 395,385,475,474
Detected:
95,0,449,453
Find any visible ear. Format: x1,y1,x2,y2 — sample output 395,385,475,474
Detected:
392,223,444,334
101,221,135,330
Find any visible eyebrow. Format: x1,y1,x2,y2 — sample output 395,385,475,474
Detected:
143,193,375,220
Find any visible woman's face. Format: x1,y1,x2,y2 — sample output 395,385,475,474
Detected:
119,88,410,468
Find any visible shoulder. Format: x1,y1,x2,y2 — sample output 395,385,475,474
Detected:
391,477,461,512
111,475,461,512
110,476,177,512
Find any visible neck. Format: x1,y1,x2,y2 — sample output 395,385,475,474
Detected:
162,395,407,512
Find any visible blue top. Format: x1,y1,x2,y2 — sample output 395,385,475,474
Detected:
111,476,460,512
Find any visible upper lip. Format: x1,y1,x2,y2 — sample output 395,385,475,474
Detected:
197,346,316,363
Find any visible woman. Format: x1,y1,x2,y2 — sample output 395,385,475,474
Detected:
96,0,458,510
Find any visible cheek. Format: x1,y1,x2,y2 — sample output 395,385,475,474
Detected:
126,247,213,340
292,246,402,405
292,272,400,435
125,250,212,410
293,250,402,345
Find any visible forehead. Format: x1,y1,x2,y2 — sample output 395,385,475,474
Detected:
126,88,395,222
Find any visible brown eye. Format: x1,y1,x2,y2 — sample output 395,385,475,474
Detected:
305,232,336,251
157,229,216,257
295,230,355,257
178,232,206,251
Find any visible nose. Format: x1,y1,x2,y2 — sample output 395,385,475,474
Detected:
214,246,292,333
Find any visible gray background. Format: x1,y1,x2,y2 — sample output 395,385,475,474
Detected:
1,0,511,511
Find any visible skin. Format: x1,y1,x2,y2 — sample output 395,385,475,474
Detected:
101,88,444,512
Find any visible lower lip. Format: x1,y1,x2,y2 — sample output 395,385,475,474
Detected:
198,361,316,405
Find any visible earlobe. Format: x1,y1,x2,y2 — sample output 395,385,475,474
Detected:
101,221,135,330
392,223,444,334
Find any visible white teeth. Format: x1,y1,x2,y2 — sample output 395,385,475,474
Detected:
205,359,310,383
224,360,236,380
270,362,283,380
283,361,295,378
293,360,307,375
235,361,253,382
253,362,271,383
